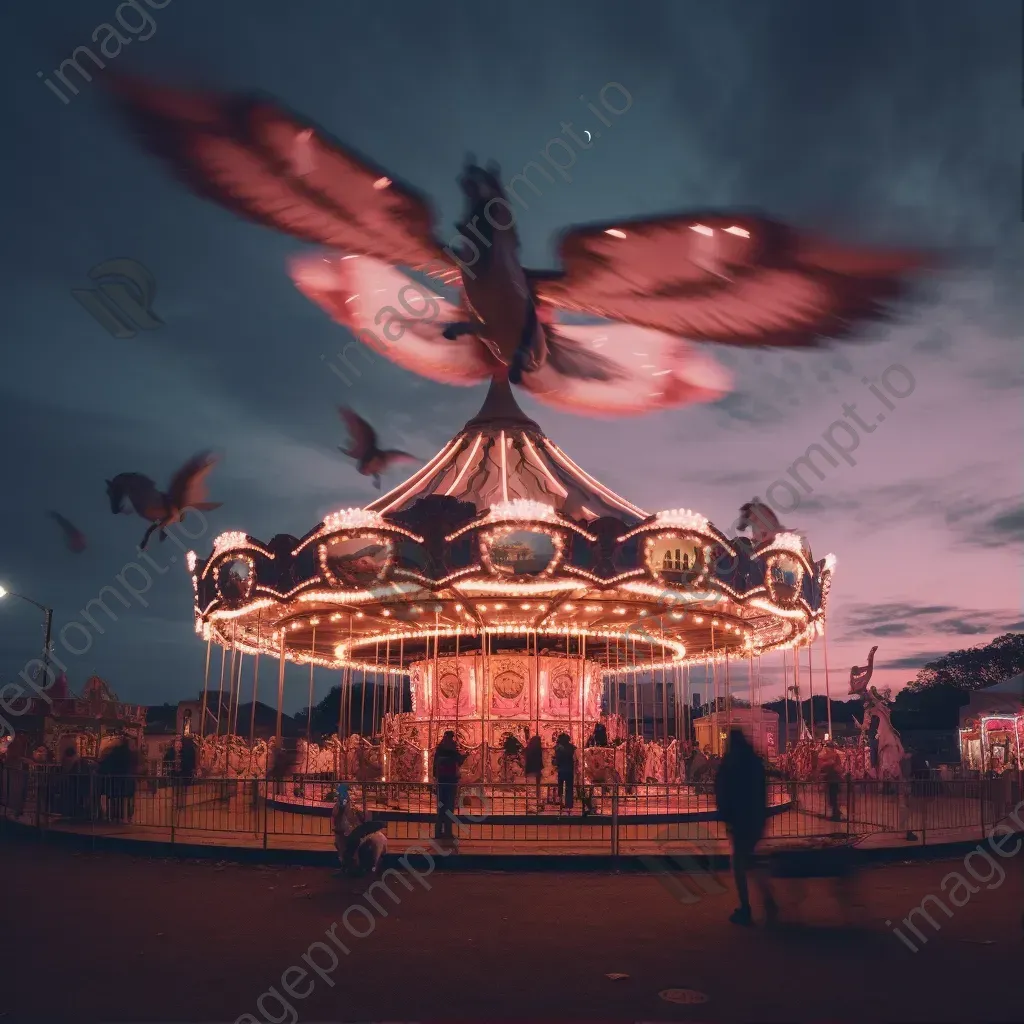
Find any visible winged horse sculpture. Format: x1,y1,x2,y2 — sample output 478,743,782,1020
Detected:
108,76,930,418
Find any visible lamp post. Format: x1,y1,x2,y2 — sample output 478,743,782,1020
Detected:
0,585,55,696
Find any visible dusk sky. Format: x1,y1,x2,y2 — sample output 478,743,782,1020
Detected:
0,0,1019,713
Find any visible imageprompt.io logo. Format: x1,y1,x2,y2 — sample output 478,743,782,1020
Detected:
72,258,163,338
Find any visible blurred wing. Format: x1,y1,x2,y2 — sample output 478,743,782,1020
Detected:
48,511,87,552
169,451,217,508
379,450,420,466
111,76,457,279
534,213,928,346
292,252,492,385
339,408,376,459
520,323,731,417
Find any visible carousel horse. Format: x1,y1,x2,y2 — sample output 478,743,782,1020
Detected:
736,499,814,561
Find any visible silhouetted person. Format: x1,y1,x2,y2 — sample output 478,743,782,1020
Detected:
174,736,197,811
502,732,523,782
100,737,132,822
715,728,778,926
553,733,576,811
524,728,543,809
819,741,843,822
433,730,466,839
586,722,609,747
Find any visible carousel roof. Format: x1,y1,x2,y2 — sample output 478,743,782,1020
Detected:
366,379,646,524
188,381,836,674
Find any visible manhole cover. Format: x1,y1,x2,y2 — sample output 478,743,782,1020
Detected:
659,988,709,1005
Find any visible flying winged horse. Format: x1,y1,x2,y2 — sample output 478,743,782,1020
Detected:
106,451,222,549
107,76,929,418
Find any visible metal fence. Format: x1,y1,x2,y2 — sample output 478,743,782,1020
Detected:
2,764,1020,855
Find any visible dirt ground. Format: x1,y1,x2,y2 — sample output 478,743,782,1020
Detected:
1,835,1022,1023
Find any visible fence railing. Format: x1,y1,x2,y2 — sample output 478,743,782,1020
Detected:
2,764,1020,854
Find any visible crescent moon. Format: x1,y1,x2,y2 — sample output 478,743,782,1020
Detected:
584,130,592,142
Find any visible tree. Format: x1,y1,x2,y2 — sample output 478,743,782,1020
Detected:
903,633,1024,692
889,633,1024,735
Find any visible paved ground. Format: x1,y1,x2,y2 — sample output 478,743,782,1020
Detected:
2,835,1023,1022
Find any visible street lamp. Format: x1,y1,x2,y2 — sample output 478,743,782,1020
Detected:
0,585,55,692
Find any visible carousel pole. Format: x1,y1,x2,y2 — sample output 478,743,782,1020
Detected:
198,635,213,740
566,627,573,745
359,665,368,738
670,662,679,748
683,663,690,746
231,647,244,736
225,623,238,737
426,631,435,753
306,627,316,747
336,667,347,738
343,615,354,739
249,612,262,746
648,636,658,748
603,641,611,737
275,630,286,741
386,638,393,720
710,624,718,754
782,650,790,753
214,632,228,739
585,630,593,753
807,639,814,742
485,627,494,770
630,637,640,737
610,630,618,720
822,626,834,740
434,615,442,750
372,641,381,736
533,629,541,736
794,644,803,737
658,630,669,780
453,629,460,738
725,648,732,734
399,637,405,716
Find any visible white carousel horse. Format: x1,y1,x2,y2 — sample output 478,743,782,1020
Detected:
736,499,814,561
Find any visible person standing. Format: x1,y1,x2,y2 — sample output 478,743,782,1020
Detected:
819,741,843,822
502,732,523,783
715,728,778,926
524,728,543,811
553,733,576,812
174,735,197,814
432,731,466,839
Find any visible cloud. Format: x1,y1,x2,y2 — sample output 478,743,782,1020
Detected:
883,652,951,671
711,391,791,427
842,602,1022,640
969,504,1024,547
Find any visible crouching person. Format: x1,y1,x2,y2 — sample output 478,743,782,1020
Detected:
332,783,387,876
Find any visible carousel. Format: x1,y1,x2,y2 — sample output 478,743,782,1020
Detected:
959,675,1024,774
185,379,837,813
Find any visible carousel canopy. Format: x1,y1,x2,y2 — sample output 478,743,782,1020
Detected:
959,674,1024,726
187,380,835,675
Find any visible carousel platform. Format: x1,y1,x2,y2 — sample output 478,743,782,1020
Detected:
6,777,1020,865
